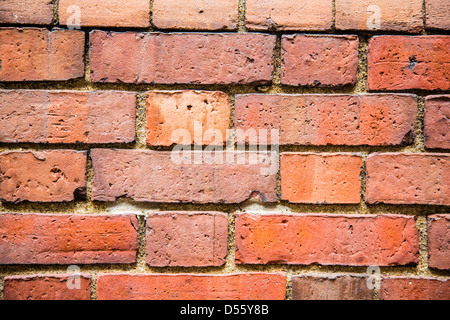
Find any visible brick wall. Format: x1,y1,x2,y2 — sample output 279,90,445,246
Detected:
0,0,449,301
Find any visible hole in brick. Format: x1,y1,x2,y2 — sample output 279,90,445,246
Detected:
187,105,193,111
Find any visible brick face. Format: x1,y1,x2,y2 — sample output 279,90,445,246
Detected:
0,28,85,81
281,34,359,87
146,91,230,146
335,0,423,32
428,214,450,270
426,0,450,30
0,90,136,144
424,95,450,149
368,36,450,91
235,94,417,146
0,0,54,25
59,0,150,27
91,149,278,203
0,151,87,203
152,0,238,30
281,153,362,204
146,212,228,267
90,31,276,85
366,153,450,205
0,213,138,264
4,274,92,300
97,273,287,300
380,277,450,300
235,213,419,266
245,0,333,31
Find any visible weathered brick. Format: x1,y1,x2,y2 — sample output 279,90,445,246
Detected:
366,153,449,205
380,277,450,300
335,0,423,32
281,34,359,87
245,0,332,31
90,31,276,85
424,95,450,149
146,212,228,267
368,36,450,91
292,274,373,300
0,90,136,144
428,214,450,270
0,28,84,81
91,149,277,203
0,151,86,203
4,274,91,300
0,213,138,264
152,0,238,30
235,94,417,146
146,91,230,146
281,153,362,204
426,0,450,30
235,213,419,266
97,273,287,300
0,0,54,24
59,0,150,28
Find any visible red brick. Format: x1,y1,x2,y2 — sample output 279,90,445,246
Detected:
97,273,286,300
292,274,373,300
281,34,359,87
426,0,450,30
280,153,362,204
0,213,138,264
245,0,332,31
89,31,276,84
146,91,230,146
0,90,136,144
91,149,277,203
146,212,228,267
152,0,238,30
0,151,86,203
4,274,91,300
0,28,84,82
59,0,150,28
380,277,450,300
366,153,449,205
335,0,423,32
0,0,54,24
368,36,450,91
424,95,450,149
235,94,417,146
235,213,419,266
428,214,450,270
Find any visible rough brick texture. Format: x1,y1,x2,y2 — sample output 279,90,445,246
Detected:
146,212,228,267
292,274,373,300
0,0,54,25
235,94,417,146
426,0,450,30
0,90,136,144
0,28,84,82
59,0,150,27
90,31,276,85
428,214,450,270
4,274,92,300
380,277,450,300
146,91,230,146
335,0,423,32
280,153,362,204
0,151,86,203
235,213,419,266
366,153,449,205
91,149,277,203
368,36,450,91
245,0,333,31
0,213,138,264
424,95,450,149
97,273,287,300
152,0,238,30
281,34,359,87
